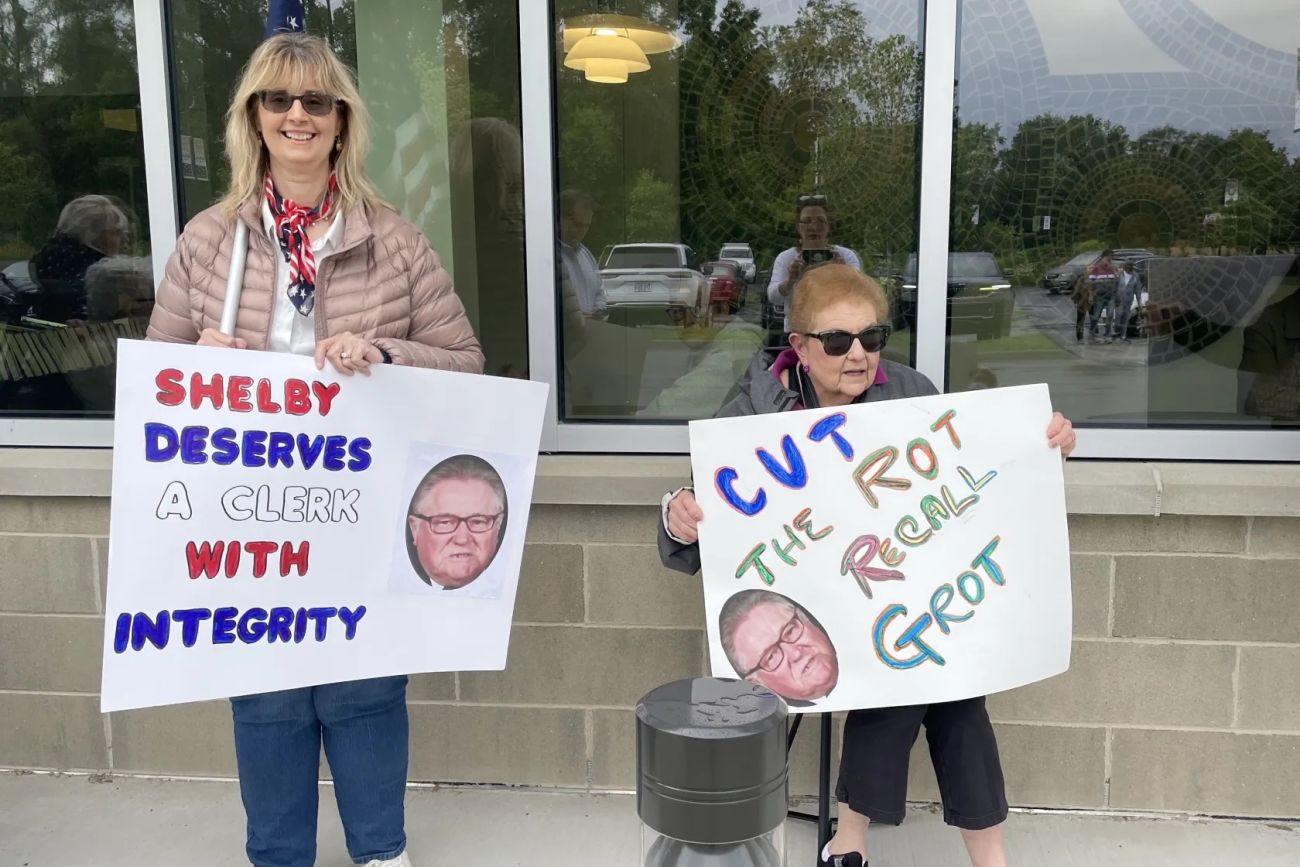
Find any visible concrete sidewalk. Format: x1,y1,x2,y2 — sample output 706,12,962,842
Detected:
1,772,1297,866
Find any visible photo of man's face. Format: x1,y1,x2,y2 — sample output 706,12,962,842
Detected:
407,473,506,590
723,594,839,702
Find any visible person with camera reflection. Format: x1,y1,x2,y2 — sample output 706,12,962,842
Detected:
767,194,861,336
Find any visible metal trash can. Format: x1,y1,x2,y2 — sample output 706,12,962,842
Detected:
637,677,788,866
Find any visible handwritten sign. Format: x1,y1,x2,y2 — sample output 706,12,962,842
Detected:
100,341,548,712
689,384,1071,713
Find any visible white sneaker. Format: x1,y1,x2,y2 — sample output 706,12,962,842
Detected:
365,851,413,867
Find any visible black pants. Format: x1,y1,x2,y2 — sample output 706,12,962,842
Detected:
835,697,1008,830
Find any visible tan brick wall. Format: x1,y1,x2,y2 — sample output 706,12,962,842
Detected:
2,497,1298,819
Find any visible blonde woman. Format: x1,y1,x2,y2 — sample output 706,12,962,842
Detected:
147,33,483,867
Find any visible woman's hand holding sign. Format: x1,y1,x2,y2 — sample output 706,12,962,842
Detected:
1046,411,1077,458
197,328,247,350
315,331,384,376
667,489,704,544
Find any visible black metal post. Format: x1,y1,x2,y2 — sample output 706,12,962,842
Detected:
818,712,833,855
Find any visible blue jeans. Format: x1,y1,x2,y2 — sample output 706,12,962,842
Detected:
231,676,409,867
1110,288,1135,337
1089,289,1116,335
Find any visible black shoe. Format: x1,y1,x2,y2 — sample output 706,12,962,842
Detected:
821,852,865,867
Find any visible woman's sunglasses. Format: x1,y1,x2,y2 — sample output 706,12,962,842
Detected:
802,325,891,355
257,90,340,117
797,194,827,206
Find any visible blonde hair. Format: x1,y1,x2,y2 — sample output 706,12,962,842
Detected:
220,33,383,216
790,264,889,333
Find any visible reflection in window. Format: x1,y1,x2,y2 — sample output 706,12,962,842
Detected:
947,0,1300,427
0,1,153,418
170,0,526,378
554,1,923,422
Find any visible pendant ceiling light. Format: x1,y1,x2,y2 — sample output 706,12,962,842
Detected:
581,57,634,85
564,33,650,83
560,13,680,84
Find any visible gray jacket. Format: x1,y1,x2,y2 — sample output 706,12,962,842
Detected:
657,348,939,574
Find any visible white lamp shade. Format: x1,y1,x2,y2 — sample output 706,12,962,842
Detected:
584,58,631,84
564,34,650,74
561,14,680,55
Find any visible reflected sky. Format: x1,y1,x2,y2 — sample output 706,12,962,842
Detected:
728,0,1300,154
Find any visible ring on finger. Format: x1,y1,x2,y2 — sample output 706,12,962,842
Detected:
340,351,352,359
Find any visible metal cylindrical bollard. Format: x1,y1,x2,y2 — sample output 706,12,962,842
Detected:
636,677,788,866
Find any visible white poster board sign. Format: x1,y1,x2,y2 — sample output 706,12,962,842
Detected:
100,341,548,712
689,384,1071,713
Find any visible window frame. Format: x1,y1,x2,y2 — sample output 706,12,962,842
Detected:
3,0,1297,462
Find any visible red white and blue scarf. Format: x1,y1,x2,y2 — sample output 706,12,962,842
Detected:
265,173,338,316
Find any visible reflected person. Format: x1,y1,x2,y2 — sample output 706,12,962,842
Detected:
1111,260,1141,342
1084,249,1119,343
558,189,606,319
1239,255,1300,421
406,454,508,590
1,195,131,324
449,117,527,377
719,589,839,703
767,193,861,335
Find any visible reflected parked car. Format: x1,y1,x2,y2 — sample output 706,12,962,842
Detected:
900,252,1013,340
703,260,746,313
718,243,757,282
601,243,712,326
1042,250,1101,294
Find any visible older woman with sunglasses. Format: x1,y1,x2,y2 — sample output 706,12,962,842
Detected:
659,265,1076,867
147,33,483,867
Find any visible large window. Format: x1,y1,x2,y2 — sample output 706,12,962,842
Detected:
2,0,1297,458
0,1,153,418
946,0,1300,428
552,1,924,422
169,0,528,378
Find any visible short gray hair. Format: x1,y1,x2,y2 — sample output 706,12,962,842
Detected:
55,195,128,253
410,454,506,517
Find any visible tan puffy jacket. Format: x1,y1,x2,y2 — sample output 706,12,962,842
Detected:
147,199,484,372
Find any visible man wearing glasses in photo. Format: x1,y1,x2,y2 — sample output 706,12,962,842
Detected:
405,454,508,592
767,194,862,336
719,588,840,704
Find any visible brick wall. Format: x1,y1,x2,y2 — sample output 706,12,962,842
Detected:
2,497,1298,818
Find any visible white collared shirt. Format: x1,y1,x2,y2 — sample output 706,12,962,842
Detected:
559,240,604,315
262,202,346,355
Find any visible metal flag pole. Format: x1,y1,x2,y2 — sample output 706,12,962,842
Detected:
219,220,250,336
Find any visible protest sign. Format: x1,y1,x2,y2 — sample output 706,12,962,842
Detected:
100,341,547,712
689,384,1071,713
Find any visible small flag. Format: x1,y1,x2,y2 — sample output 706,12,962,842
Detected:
264,0,306,39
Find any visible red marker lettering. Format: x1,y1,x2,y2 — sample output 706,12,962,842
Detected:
312,381,341,417
284,380,311,416
155,369,185,406
255,378,282,413
227,376,254,412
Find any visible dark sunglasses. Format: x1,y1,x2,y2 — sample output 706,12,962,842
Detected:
802,325,891,355
257,90,341,117
797,194,827,206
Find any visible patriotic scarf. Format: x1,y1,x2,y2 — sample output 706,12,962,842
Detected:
265,173,338,316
